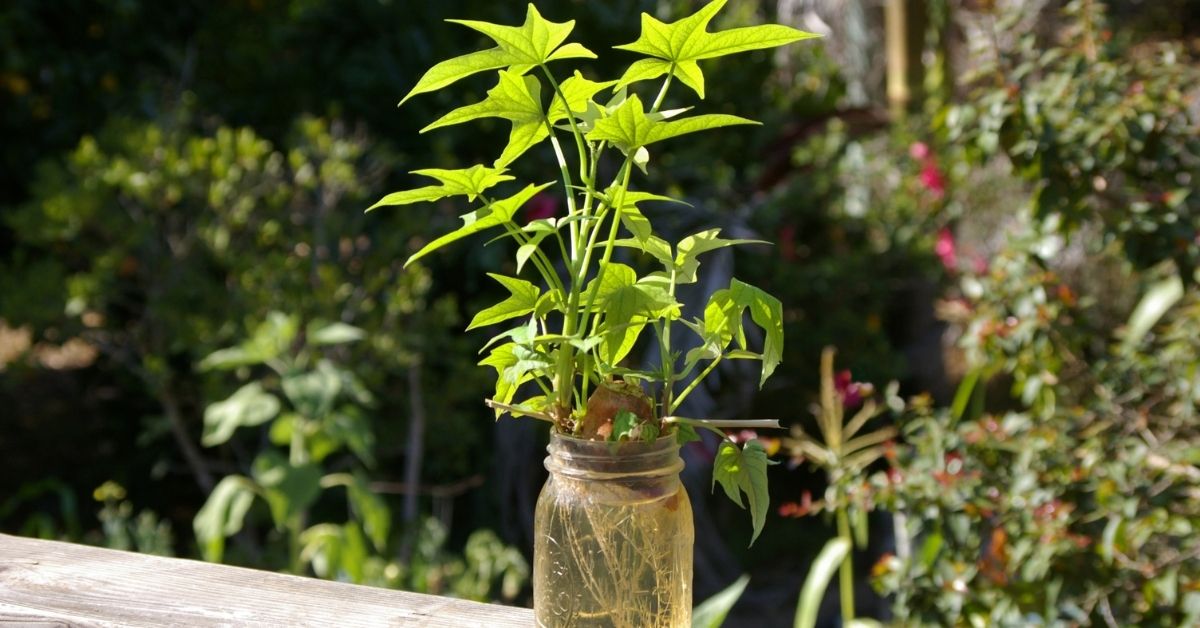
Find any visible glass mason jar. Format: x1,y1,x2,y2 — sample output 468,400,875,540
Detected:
533,432,693,628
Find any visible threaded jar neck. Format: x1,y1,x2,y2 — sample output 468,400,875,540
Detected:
544,432,684,481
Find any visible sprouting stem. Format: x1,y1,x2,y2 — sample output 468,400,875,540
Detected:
652,68,675,111
670,354,722,414
540,66,589,184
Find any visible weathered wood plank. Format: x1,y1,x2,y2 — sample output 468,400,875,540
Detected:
0,533,532,627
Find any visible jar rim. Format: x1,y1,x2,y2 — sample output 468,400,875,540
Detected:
545,431,684,480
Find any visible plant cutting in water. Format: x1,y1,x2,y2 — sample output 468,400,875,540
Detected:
371,0,817,544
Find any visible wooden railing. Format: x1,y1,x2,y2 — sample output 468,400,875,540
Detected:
0,533,533,627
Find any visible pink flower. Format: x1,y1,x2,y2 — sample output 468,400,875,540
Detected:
727,429,759,445
834,369,872,409
935,227,957,271
909,141,931,160
919,162,946,198
523,192,558,223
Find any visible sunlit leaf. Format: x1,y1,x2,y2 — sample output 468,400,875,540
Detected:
405,182,553,266
613,0,819,98
369,165,514,211
674,228,768,284
423,70,548,167
400,48,513,105
548,71,617,124
467,273,541,330
448,4,589,67
586,94,758,154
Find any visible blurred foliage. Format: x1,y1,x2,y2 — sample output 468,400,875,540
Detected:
192,313,384,575
861,1,1200,625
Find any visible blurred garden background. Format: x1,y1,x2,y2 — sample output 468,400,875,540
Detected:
1,0,1198,625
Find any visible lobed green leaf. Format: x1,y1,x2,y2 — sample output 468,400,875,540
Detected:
369,165,514,211
613,0,819,98
405,181,553,267
467,273,541,330
586,94,758,154
712,439,772,545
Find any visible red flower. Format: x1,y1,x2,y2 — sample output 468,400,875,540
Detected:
935,227,957,271
920,162,946,198
778,490,814,518
834,369,872,409
523,192,558,223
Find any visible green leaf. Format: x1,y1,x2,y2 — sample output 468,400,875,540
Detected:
324,408,376,467
586,94,758,154
346,472,390,551
692,575,750,628
712,439,772,545
479,335,549,414
609,410,639,442
583,262,638,306
615,58,672,92
728,279,784,387
674,228,768,284
199,312,298,370
202,382,281,447
405,181,553,267
467,273,541,330
252,451,322,529
369,165,513,211
951,368,982,421
600,281,678,363
548,71,618,124
298,523,343,579
616,235,674,268
423,70,548,167
399,48,514,105
675,422,701,445
282,360,342,419
1123,275,1183,351
794,538,851,628
448,4,590,67
614,0,819,99
339,522,369,584
193,475,257,563
308,321,365,346
546,42,597,62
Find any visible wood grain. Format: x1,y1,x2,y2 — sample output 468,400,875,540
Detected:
0,533,533,627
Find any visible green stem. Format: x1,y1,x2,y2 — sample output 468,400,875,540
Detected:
670,353,721,414
652,69,675,111
500,220,565,295
480,194,564,296
540,66,589,184
578,159,633,335
660,268,678,410
545,129,580,259
836,507,856,623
